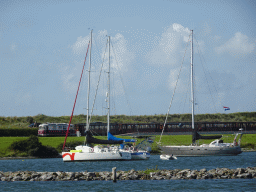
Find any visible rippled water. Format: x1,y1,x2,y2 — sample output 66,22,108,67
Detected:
1,152,256,191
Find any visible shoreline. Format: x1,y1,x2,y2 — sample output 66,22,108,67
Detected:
0,167,255,181
0,150,255,160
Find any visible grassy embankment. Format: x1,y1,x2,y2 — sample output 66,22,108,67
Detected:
1,134,255,157
1,112,256,129
1,112,255,157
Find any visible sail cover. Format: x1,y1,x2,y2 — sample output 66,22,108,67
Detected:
86,131,123,144
108,132,136,142
192,131,222,144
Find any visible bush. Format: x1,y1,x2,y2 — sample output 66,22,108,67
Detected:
9,135,42,152
0,128,38,136
241,143,255,149
28,145,59,158
8,135,60,158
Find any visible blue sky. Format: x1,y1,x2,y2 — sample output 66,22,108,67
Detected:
1,0,255,117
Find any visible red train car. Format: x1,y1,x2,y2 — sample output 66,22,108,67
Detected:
38,123,76,136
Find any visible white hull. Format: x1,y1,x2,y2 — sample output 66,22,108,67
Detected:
120,146,150,160
160,133,243,157
62,145,131,162
130,152,150,160
160,145,242,157
62,151,131,161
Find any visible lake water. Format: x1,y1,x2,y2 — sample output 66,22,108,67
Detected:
1,152,256,191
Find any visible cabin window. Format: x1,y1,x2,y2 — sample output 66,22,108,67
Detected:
39,126,46,131
48,124,56,130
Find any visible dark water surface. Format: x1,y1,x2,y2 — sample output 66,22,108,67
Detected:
1,152,256,191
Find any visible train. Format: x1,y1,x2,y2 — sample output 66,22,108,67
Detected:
38,123,76,136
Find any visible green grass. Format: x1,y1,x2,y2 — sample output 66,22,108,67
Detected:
1,134,255,157
1,112,255,129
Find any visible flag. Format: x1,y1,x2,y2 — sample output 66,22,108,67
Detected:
223,106,230,111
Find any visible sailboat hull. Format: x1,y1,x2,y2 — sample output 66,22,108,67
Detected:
62,151,131,162
160,145,242,157
131,152,150,160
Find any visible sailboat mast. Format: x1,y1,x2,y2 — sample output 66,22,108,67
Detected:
86,30,93,131
107,36,110,133
191,30,195,130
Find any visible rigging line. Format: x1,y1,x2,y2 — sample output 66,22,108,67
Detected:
111,63,117,116
62,40,91,151
182,79,191,114
92,32,108,115
88,38,109,127
177,67,190,114
110,41,133,116
194,35,218,113
158,33,192,144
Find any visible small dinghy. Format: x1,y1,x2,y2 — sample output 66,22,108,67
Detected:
160,154,177,160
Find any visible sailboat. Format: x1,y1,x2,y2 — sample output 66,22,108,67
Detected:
108,132,151,160
62,32,131,161
103,37,151,160
159,30,243,156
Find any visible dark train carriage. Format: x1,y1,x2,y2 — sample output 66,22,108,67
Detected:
73,121,256,136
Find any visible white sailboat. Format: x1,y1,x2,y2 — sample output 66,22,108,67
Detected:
62,32,131,161
108,133,151,160
104,37,151,160
159,30,243,156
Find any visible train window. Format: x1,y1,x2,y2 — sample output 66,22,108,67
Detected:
48,124,55,130
39,126,46,130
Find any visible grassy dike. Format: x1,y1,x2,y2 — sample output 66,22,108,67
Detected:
1,112,256,129
1,134,256,158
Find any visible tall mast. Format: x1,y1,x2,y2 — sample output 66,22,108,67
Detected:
86,29,93,131
191,30,195,131
107,36,110,133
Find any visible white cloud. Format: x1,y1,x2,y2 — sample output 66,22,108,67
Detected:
109,33,134,73
146,23,191,66
63,30,135,97
60,66,79,95
144,23,194,93
215,32,255,56
168,66,190,92
71,35,90,55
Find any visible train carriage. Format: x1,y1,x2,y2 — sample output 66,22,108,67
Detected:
38,123,76,136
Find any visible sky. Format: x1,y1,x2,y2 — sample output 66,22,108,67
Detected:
0,0,255,117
